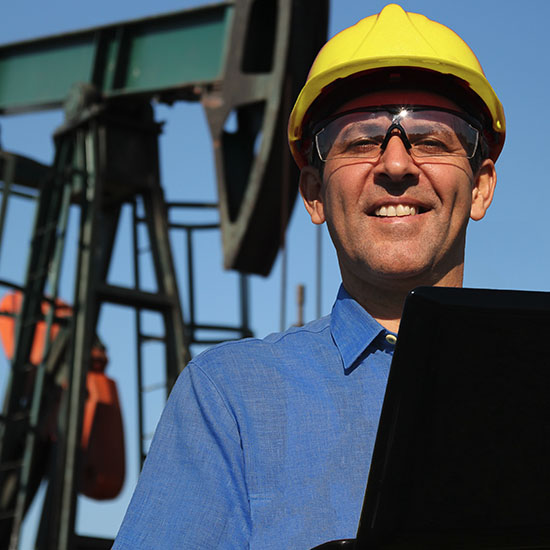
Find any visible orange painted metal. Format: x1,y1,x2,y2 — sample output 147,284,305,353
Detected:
0,291,71,366
0,291,125,499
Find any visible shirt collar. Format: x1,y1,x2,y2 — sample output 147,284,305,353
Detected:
330,285,387,371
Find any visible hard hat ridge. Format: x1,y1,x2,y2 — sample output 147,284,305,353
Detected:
288,4,505,168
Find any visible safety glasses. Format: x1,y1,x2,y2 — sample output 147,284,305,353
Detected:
313,106,480,162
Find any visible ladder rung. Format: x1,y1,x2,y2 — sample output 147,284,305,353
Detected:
97,283,174,310
138,334,166,343
141,382,166,393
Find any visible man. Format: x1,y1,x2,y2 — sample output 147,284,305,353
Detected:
113,4,504,549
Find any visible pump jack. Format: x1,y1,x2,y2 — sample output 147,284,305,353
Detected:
0,1,328,548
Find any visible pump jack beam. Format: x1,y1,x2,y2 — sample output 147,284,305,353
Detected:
0,3,232,113
0,0,328,275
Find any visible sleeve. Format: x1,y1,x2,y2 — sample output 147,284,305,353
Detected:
112,360,251,549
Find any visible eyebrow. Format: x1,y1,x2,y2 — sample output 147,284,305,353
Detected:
335,119,388,140
400,119,454,135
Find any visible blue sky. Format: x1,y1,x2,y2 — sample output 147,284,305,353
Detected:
2,0,549,545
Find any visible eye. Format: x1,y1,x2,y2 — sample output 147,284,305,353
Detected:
344,135,383,152
409,133,451,154
418,137,447,148
350,137,378,147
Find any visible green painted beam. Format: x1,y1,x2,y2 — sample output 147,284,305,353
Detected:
0,2,233,114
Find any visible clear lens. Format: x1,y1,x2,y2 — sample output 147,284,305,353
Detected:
314,108,479,162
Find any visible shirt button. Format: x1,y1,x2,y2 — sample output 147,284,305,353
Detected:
385,334,397,345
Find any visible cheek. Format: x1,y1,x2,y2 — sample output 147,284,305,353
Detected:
323,163,372,206
425,165,474,207
324,159,373,184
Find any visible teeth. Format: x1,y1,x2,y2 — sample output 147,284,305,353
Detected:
375,204,417,217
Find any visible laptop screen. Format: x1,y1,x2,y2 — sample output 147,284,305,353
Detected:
355,287,550,549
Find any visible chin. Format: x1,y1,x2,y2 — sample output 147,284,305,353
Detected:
366,255,464,289
364,259,442,288
366,255,432,278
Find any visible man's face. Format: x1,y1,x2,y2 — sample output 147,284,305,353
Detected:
300,90,496,292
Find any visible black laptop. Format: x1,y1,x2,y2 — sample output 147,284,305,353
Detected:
315,287,550,549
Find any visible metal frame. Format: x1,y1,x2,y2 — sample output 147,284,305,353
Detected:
0,1,328,547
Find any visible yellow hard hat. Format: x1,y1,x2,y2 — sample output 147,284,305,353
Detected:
288,3,505,168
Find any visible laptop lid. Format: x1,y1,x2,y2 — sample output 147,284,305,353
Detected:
355,287,550,549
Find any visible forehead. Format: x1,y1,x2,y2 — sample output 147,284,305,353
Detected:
335,89,461,114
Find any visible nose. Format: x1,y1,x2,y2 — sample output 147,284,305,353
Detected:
373,133,420,183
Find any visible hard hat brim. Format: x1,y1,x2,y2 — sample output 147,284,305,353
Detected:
288,57,505,168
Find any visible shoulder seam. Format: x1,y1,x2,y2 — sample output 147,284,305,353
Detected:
263,321,331,345
193,317,331,359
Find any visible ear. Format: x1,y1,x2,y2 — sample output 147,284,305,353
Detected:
470,159,497,221
299,166,326,225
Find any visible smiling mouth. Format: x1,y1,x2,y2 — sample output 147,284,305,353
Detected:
373,204,427,217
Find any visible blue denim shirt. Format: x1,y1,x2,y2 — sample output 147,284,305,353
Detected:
113,286,395,549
